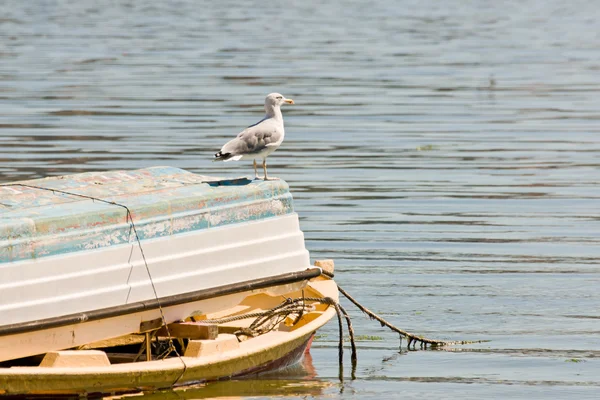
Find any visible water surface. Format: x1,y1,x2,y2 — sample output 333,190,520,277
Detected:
1,0,599,398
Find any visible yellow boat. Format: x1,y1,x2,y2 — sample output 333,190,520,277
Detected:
0,271,337,396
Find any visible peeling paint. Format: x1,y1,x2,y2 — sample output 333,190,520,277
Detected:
0,167,295,263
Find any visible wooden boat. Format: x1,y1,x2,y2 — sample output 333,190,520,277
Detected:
0,167,337,395
0,274,337,396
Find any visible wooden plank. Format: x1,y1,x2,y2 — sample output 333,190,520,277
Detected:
79,334,144,350
139,318,163,333
40,350,110,367
218,325,242,335
156,322,218,340
184,335,239,357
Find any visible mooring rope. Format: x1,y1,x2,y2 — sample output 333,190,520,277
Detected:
336,302,357,363
337,285,487,348
322,269,487,349
200,295,358,365
0,183,188,384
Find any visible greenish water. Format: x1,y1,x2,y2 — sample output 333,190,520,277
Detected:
1,0,600,398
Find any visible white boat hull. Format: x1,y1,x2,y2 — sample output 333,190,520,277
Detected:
0,214,308,327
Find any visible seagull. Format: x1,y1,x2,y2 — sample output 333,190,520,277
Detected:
214,93,294,180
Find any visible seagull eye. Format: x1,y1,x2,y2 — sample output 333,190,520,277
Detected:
276,96,282,100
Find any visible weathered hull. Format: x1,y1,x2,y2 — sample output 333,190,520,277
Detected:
0,279,338,396
0,167,314,362
231,334,314,379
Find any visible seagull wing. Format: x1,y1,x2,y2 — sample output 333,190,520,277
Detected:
219,117,283,158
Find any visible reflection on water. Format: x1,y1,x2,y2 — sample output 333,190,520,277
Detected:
109,380,329,400
1,0,600,397
108,355,327,400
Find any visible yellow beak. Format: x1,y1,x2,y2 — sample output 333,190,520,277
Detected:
284,99,295,104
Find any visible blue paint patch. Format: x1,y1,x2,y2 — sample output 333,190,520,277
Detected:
0,167,295,263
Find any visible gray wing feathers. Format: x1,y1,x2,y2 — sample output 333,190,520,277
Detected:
223,119,283,155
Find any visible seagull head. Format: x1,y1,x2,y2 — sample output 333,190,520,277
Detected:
265,93,294,108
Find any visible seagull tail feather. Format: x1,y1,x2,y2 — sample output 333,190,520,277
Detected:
214,151,242,162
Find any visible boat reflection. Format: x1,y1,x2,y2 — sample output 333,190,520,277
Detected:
110,354,328,400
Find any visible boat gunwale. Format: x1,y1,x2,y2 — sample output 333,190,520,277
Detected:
0,267,322,337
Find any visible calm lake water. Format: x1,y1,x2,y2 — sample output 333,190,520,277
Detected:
1,0,599,398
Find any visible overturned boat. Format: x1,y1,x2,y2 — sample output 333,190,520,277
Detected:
0,167,336,395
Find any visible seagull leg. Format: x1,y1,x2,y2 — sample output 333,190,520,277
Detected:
262,159,268,181
253,159,259,180
263,159,278,181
